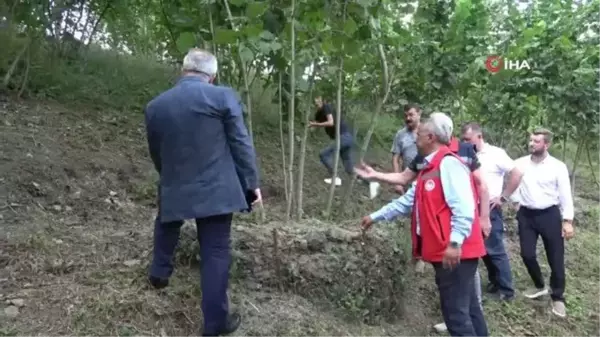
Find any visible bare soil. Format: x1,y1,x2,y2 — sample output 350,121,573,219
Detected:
0,97,598,336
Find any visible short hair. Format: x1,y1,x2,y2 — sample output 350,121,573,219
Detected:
404,103,421,113
461,122,483,136
182,48,218,76
423,112,453,145
532,127,553,143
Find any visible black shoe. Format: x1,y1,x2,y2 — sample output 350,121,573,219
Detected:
489,292,515,302
217,313,241,336
485,283,499,294
148,275,169,289
202,313,241,336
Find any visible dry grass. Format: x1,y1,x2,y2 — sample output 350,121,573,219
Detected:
0,97,598,336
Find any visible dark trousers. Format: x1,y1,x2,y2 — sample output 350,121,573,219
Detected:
517,205,565,302
150,213,233,335
482,207,514,296
433,258,489,337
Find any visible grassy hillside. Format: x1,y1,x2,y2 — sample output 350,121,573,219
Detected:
0,42,599,336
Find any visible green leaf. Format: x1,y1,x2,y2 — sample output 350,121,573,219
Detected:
239,45,254,63
176,32,196,54
214,28,238,44
247,1,267,18
229,0,245,6
259,30,275,40
356,0,376,7
344,17,358,36
271,41,282,51
258,41,272,53
244,24,263,38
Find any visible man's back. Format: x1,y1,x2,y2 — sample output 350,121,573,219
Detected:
145,76,258,222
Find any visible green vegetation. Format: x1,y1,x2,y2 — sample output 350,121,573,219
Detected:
0,0,599,335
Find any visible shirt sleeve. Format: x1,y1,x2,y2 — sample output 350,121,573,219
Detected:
508,157,524,203
496,148,516,174
391,131,403,154
556,161,574,220
370,184,416,222
439,156,476,245
144,107,161,173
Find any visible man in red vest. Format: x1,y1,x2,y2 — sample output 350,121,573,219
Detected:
361,113,488,336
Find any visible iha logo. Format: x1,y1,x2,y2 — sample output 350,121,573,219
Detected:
485,55,531,73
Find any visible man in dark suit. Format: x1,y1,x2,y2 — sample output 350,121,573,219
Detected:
144,48,261,336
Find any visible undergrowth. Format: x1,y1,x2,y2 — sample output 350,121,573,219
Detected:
0,33,599,336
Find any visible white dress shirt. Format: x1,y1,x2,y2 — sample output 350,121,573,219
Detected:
477,143,516,199
510,154,574,220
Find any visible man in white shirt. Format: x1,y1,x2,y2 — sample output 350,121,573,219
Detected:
510,128,574,318
461,123,523,301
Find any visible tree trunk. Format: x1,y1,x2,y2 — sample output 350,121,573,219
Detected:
278,73,289,202
294,64,317,220
284,0,296,221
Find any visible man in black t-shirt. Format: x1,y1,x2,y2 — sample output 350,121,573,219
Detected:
309,96,380,198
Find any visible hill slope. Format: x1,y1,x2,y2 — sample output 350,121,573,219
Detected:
0,97,599,336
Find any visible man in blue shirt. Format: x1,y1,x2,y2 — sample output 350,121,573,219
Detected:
355,113,490,333
360,112,489,337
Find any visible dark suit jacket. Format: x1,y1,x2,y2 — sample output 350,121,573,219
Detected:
144,76,259,223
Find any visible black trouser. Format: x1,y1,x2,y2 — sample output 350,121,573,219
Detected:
517,205,565,302
433,258,489,336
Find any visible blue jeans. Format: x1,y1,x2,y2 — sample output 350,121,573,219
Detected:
434,258,489,336
319,132,355,176
482,207,514,296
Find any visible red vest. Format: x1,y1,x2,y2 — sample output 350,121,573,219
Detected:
411,146,486,262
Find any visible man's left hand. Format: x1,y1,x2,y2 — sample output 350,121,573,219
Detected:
308,121,317,127
480,216,491,239
562,220,574,240
490,196,503,209
442,245,461,269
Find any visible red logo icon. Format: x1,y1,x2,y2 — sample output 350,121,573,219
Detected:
485,56,503,73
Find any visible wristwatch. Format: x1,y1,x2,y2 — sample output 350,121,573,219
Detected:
449,241,461,249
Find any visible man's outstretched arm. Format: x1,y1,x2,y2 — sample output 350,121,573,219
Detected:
369,184,416,222
370,167,417,186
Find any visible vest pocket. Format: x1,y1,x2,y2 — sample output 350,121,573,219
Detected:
436,215,446,241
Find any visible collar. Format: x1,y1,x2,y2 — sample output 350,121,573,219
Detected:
178,74,212,84
479,142,491,153
530,152,550,164
423,150,438,165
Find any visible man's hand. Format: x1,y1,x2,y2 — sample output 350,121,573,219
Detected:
442,245,461,269
252,188,263,205
480,216,491,239
490,196,503,210
308,121,317,127
354,163,376,180
393,184,405,194
562,220,574,240
360,215,374,231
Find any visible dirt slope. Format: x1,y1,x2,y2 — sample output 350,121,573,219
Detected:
1,97,599,336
